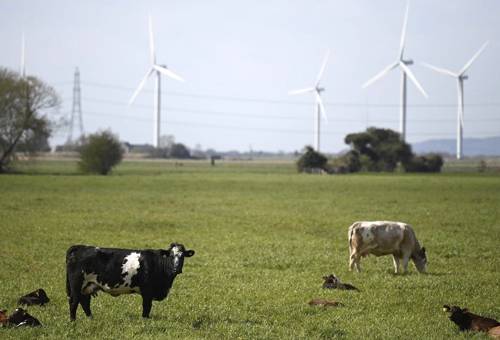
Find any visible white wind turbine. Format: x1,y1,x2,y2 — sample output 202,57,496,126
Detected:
289,50,330,152
20,33,26,78
129,15,184,148
362,1,427,141
422,41,489,160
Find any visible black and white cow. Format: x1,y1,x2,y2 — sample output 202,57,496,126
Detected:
66,242,194,321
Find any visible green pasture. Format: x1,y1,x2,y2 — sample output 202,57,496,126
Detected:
0,160,499,339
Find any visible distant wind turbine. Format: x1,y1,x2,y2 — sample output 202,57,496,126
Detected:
289,50,330,152
422,41,489,160
20,33,26,78
129,15,184,148
362,1,427,141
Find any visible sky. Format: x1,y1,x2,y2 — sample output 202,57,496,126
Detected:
0,0,499,153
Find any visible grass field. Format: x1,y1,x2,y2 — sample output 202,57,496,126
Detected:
1,160,499,339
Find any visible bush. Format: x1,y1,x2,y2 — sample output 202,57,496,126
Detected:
147,143,191,159
78,130,123,175
329,150,361,173
403,153,444,173
170,143,191,159
297,146,328,173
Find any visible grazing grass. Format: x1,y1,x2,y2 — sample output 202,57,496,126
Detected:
0,159,499,339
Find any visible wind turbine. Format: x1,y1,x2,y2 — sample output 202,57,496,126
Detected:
20,33,26,78
422,41,489,160
362,1,427,141
129,15,184,148
289,50,330,152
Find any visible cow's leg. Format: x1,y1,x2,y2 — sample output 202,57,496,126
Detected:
80,294,93,318
141,293,153,318
349,253,361,272
401,254,410,273
392,255,400,274
67,272,85,321
69,294,80,321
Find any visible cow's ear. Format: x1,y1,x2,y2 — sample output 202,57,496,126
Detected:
184,250,195,257
421,247,426,254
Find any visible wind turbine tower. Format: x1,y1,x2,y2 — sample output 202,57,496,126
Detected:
68,67,84,143
289,50,330,152
129,15,184,148
422,42,489,160
20,33,26,78
362,1,427,141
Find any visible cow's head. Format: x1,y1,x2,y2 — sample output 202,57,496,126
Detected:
443,305,469,327
165,243,195,275
37,289,50,305
413,246,427,273
8,308,28,325
322,274,340,289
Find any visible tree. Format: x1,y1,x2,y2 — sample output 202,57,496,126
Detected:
169,143,191,159
329,150,361,173
345,127,413,171
0,68,61,172
78,130,123,175
296,146,328,173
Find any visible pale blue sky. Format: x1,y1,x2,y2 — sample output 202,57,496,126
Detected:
1,0,499,152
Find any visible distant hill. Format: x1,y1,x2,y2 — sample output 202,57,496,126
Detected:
412,136,500,156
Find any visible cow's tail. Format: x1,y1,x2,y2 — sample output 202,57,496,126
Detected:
348,223,356,256
66,270,71,299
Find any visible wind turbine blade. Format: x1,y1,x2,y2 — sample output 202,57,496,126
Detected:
315,92,328,123
153,65,185,82
460,41,489,75
362,62,399,88
288,87,315,96
149,15,156,65
129,68,154,105
400,62,428,98
421,62,457,77
315,49,330,86
399,1,410,59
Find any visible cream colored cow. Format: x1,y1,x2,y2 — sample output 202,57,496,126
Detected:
348,221,427,274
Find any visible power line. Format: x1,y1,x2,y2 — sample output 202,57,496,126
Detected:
65,109,499,138
76,96,500,123
51,80,500,108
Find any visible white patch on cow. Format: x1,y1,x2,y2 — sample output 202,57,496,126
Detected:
121,252,141,287
171,246,182,268
82,270,140,297
82,272,99,295
172,246,181,256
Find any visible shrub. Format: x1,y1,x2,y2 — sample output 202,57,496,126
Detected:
78,130,123,175
403,153,444,173
297,146,328,173
329,150,361,173
170,143,191,159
